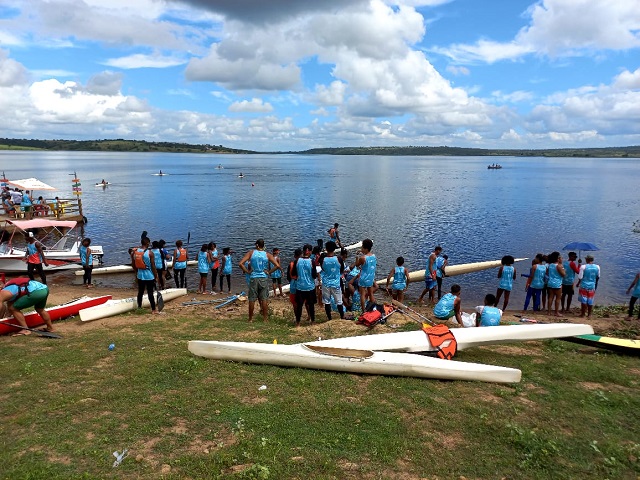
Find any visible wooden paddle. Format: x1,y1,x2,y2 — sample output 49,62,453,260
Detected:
1,322,62,338
389,299,436,326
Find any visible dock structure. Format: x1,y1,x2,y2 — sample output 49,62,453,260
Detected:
0,197,86,233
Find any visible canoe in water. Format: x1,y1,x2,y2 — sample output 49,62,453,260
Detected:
79,288,187,321
76,260,198,276
188,340,521,383
305,323,594,353
0,295,112,335
376,257,528,285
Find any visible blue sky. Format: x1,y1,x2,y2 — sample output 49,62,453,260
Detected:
0,0,639,151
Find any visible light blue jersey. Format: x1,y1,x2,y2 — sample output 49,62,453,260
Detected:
498,265,514,291
435,256,445,279
359,254,377,288
392,266,407,290
632,276,640,298
198,251,209,274
222,255,232,275
250,250,268,279
296,257,315,291
479,306,502,326
547,264,564,289
152,248,163,270
531,264,547,289
580,264,600,290
562,261,577,285
434,293,456,318
321,255,341,289
270,255,282,279
79,245,93,266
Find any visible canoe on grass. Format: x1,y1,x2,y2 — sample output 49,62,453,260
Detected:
0,295,112,335
79,288,187,322
188,340,521,383
304,323,594,353
376,257,528,285
560,334,640,356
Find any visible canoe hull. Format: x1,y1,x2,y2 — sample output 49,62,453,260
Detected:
0,295,112,335
77,260,198,276
305,323,595,353
188,341,521,383
79,288,187,321
562,334,640,356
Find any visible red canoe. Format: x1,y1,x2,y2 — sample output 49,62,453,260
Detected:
0,295,112,335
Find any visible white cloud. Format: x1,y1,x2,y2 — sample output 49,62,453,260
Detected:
228,98,274,113
613,67,640,90
446,65,470,76
0,49,28,87
314,81,347,106
86,71,122,96
436,0,640,63
102,53,188,69
491,90,534,104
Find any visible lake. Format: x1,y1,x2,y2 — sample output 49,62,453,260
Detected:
1,150,638,307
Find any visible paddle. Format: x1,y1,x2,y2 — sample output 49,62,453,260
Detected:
389,299,436,326
182,293,238,306
1,322,61,338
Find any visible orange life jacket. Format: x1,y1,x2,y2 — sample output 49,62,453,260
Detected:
176,248,187,262
133,248,149,270
422,324,457,360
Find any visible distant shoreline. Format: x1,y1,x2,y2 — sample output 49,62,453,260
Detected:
1,138,639,158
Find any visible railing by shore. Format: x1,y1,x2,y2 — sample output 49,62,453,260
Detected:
0,197,85,228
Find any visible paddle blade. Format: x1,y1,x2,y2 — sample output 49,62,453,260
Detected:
2,323,62,339
156,291,164,312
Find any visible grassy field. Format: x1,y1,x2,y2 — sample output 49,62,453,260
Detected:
1,304,639,479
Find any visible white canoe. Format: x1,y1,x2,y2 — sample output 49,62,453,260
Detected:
79,288,187,321
305,323,594,353
188,341,521,383
376,257,528,285
76,260,198,276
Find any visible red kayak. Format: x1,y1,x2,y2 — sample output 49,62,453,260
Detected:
0,295,112,335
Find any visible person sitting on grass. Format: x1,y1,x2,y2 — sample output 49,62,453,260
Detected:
475,293,503,327
0,279,54,336
433,283,462,325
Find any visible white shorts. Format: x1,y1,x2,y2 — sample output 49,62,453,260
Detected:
322,285,343,305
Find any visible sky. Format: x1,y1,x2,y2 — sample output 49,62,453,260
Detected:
0,0,639,151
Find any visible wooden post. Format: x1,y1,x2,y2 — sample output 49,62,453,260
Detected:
78,197,83,221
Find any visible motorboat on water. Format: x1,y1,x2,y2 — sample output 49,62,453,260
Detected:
0,219,104,272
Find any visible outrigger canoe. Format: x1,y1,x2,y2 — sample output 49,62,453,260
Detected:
0,295,112,335
561,334,640,356
79,288,187,322
305,323,594,353
188,341,522,383
376,258,528,286
76,260,198,276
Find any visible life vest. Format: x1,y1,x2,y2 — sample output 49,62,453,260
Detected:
176,248,187,262
422,324,457,360
3,277,32,299
133,248,149,270
357,309,382,327
26,241,43,264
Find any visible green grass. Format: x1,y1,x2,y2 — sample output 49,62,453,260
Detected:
1,311,639,479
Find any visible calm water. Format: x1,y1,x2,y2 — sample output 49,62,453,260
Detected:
2,151,638,307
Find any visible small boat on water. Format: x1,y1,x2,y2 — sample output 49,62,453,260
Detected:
0,219,104,272
215,164,224,169
487,164,503,169
94,182,110,187
238,173,245,178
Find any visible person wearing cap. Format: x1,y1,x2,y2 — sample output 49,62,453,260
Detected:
577,254,600,318
0,279,53,336
24,232,48,284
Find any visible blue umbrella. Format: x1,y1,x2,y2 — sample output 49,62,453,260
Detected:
562,242,599,260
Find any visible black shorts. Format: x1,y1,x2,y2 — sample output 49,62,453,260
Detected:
562,284,574,295
272,277,282,285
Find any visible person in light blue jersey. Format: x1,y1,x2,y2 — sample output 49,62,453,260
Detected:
355,239,377,312
294,244,317,326
151,241,165,289
239,239,280,322
197,244,211,294
561,252,581,313
525,257,547,312
435,253,448,300
270,247,284,297
219,247,233,293
287,248,302,310
546,251,566,316
385,256,409,303
495,255,516,311
327,223,342,248
626,272,640,320
79,237,94,288
131,236,159,314
0,279,53,335
418,246,442,305
433,284,462,324
319,241,345,320
475,294,503,327
577,254,600,318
